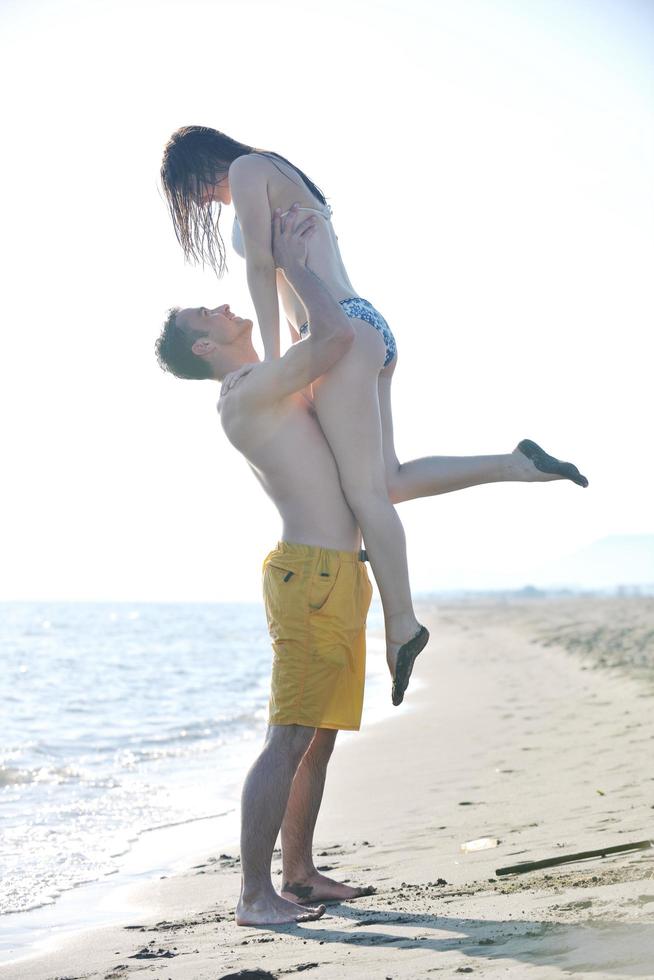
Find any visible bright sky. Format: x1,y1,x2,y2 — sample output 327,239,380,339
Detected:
1,0,652,601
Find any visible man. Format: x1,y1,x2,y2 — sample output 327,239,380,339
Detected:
157,207,375,925
155,207,587,925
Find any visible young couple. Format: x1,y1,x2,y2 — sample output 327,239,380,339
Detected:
156,127,587,924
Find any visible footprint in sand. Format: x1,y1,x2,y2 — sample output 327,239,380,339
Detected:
129,946,177,959
218,971,277,980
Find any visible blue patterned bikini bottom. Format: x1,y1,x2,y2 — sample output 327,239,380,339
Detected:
298,297,397,367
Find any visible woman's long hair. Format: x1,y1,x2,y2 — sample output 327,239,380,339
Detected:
161,126,326,277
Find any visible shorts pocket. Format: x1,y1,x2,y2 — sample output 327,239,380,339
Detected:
308,566,350,667
308,566,340,613
263,561,303,640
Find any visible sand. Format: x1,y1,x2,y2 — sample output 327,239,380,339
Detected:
3,596,653,980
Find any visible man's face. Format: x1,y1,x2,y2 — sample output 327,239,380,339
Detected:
178,304,253,346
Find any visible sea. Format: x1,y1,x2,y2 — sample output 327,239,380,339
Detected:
0,600,388,961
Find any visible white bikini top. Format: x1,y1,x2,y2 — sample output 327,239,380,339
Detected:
231,204,333,260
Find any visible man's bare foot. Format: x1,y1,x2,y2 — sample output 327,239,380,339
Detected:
236,891,326,925
513,439,588,487
282,872,376,904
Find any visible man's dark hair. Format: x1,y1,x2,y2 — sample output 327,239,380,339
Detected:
155,308,213,381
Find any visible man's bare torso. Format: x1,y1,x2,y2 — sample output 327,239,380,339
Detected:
218,370,360,552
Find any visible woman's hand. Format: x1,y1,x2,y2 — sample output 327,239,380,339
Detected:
220,364,255,395
272,204,318,273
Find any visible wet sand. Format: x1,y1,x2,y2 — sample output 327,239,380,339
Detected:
3,596,653,979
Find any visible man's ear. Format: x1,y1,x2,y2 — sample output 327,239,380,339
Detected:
191,337,216,357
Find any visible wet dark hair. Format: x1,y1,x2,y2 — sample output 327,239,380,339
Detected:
161,125,326,277
155,308,213,381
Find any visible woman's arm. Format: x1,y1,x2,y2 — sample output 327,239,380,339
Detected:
229,155,280,359
277,268,307,345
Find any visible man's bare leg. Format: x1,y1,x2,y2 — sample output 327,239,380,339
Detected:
280,728,375,904
237,724,326,926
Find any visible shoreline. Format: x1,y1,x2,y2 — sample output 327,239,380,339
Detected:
3,596,654,978
0,627,395,966
0,807,240,965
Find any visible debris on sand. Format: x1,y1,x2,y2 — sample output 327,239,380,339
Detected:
496,839,652,876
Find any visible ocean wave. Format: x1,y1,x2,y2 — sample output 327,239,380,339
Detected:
0,601,274,921
0,764,81,787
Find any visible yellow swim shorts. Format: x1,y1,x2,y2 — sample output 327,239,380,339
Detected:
262,542,373,731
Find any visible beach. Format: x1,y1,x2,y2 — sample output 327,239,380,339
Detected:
3,595,653,979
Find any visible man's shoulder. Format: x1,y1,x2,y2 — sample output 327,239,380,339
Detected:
219,361,276,405
220,352,303,415
218,363,303,457
218,362,282,428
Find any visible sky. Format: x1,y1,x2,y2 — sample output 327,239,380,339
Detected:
1,0,652,601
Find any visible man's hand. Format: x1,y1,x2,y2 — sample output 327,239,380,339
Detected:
272,204,317,273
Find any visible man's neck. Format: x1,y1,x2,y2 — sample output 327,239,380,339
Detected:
213,347,260,382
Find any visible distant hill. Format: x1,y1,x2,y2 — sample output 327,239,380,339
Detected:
528,534,654,590
415,534,654,595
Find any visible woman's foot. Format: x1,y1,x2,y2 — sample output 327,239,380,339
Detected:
514,439,588,487
236,890,326,925
389,625,430,706
282,871,376,904
386,613,421,674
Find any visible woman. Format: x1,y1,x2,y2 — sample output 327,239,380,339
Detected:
160,126,587,704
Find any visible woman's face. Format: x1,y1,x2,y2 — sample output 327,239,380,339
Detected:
192,174,231,207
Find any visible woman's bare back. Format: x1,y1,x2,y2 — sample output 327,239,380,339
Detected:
248,154,359,327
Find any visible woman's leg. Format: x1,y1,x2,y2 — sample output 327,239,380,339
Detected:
312,323,424,673
378,362,586,503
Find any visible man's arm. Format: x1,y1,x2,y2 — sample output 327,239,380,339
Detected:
230,207,354,408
